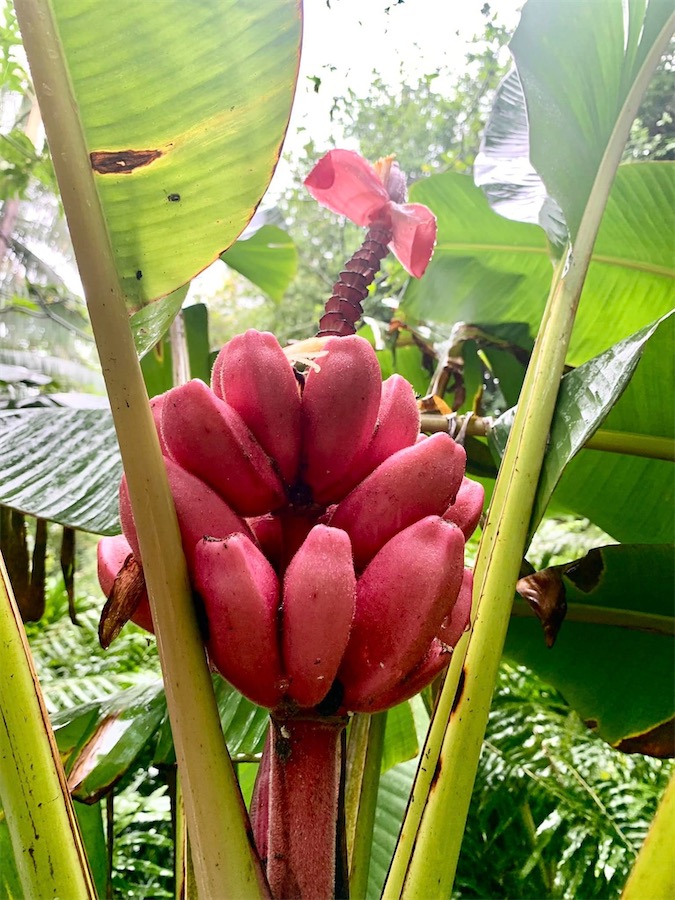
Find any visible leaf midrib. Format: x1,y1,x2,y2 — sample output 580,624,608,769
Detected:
434,241,675,277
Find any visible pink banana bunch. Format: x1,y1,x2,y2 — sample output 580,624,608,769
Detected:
98,331,483,714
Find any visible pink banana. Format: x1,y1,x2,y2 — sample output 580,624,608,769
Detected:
438,566,473,648
161,379,286,516
329,432,466,570
211,330,302,485
193,533,285,709
300,335,381,504
338,516,465,709
362,639,452,713
97,534,153,634
326,373,420,498
281,525,356,708
443,476,484,539
119,457,252,571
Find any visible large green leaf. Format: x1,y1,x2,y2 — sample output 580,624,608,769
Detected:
50,0,301,308
0,408,120,534
220,224,298,303
506,544,675,754
404,163,675,368
491,312,674,543
549,312,674,544
509,0,675,242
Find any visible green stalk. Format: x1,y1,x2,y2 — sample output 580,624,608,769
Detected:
388,251,594,899
14,2,267,896
346,711,387,899
0,554,95,898
421,414,675,462
584,430,674,461
621,768,675,900
511,599,675,636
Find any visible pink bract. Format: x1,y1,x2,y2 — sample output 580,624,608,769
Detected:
304,149,437,278
98,330,481,714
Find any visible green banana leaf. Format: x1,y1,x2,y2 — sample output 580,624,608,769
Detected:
54,676,269,804
48,0,301,310
0,408,120,534
509,0,675,243
506,544,675,754
220,224,298,303
491,312,675,544
404,162,675,368
130,223,298,357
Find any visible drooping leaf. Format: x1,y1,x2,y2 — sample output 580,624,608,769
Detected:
139,301,212,397
405,163,675,367
509,0,675,242
474,67,567,251
491,312,675,542
129,288,189,360
46,0,301,309
220,224,298,303
0,409,120,534
506,544,675,754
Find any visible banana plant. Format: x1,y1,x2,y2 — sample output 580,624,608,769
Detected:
1,0,673,898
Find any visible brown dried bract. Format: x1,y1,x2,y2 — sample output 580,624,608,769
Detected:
99,554,146,648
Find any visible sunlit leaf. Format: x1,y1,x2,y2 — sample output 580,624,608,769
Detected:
509,0,675,241
49,0,302,308
221,225,298,303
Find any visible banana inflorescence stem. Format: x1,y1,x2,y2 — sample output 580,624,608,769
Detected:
261,714,348,899
318,226,392,337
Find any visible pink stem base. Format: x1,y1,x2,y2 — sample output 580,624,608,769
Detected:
264,714,347,899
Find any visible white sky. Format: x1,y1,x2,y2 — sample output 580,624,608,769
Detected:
275,0,522,179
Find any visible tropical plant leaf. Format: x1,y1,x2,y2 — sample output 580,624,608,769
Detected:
0,808,23,898
404,163,675,368
491,312,675,542
46,0,301,309
220,224,298,303
129,288,189,360
506,544,675,754
53,675,269,803
509,0,675,242
0,348,104,394
474,67,568,252
381,701,419,774
0,408,120,534
73,801,109,898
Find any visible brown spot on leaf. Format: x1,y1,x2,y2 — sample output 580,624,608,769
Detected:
615,718,675,759
430,755,442,790
98,554,147,648
451,668,466,714
516,567,568,648
67,714,125,799
564,547,605,593
90,148,162,174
